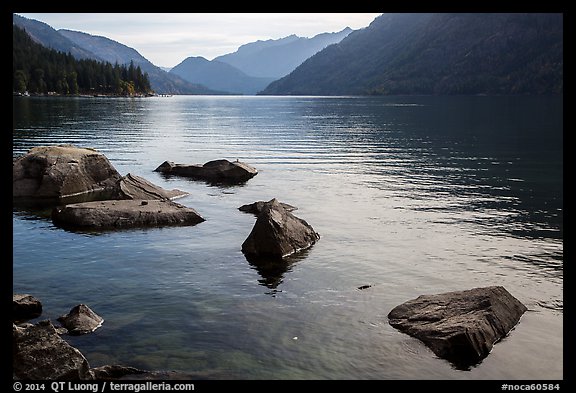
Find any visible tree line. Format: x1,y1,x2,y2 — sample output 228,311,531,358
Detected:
13,25,153,96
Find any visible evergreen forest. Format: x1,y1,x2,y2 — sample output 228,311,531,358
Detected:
13,25,153,96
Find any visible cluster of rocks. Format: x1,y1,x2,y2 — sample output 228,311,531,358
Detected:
13,145,205,230
13,144,529,372
13,145,323,378
13,294,146,380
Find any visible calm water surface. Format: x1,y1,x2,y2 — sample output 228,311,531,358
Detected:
12,95,563,379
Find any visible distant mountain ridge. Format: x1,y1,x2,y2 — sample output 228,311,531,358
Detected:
215,27,353,79
169,57,275,95
261,13,563,95
13,14,98,61
13,14,220,94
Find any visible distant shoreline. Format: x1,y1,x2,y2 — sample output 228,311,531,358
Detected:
13,91,162,98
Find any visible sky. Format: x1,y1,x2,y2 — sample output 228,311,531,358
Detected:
17,13,382,68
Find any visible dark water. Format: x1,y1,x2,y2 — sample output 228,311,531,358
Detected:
12,95,563,379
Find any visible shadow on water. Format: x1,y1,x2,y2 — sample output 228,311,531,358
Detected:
244,249,311,295
156,172,252,189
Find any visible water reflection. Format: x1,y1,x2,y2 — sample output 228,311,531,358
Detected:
244,250,309,294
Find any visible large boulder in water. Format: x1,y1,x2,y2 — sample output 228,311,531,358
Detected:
241,198,320,259
57,304,104,335
155,159,258,184
52,199,205,230
13,145,188,205
387,286,527,368
13,145,122,203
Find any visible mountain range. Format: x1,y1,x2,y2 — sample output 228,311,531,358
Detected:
214,28,353,79
261,13,563,95
169,28,351,94
14,13,562,96
169,57,275,95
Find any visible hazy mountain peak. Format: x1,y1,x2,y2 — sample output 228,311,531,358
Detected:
214,28,353,79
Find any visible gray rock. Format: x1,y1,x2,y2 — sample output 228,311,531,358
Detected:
13,294,42,322
13,146,189,207
13,320,147,380
117,173,188,200
387,286,527,368
13,320,91,380
155,159,258,184
57,304,104,335
52,199,205,229
239,200,297,215
13,145,122,203
241,198,320,259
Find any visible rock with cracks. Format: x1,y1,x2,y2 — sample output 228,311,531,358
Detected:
13,294,43,323
13,145,122,203
387,286,527,368
13,320,92,379
155,159,257,184
13,320,149,380
241,198,319,259
117,173,187,200
52,199,205,230
13,145,188,206
57,304,104,335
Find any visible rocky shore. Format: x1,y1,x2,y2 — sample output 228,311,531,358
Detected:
12,294,147,380
13,144,530,375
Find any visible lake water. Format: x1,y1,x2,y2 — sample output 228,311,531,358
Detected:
12,95,563,380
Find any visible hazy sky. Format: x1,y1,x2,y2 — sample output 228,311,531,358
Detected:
17,13,382,68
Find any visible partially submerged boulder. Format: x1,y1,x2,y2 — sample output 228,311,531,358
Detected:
241,198,319,259
239,200,297,215
13,145,122,203
13,294,42,322
13,320,91,379
387,286,527,368
117,173,188,200
155,159,258,184
52,199,205,230
13,145,188,206
57,304,104,335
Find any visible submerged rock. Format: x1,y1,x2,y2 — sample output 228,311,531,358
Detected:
87,365,147,380
13,145,122,203
387,286,527,368
241,198,320,259
57,304,104,335
13,294,43,322
52,199,205,229
155,159,258,184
